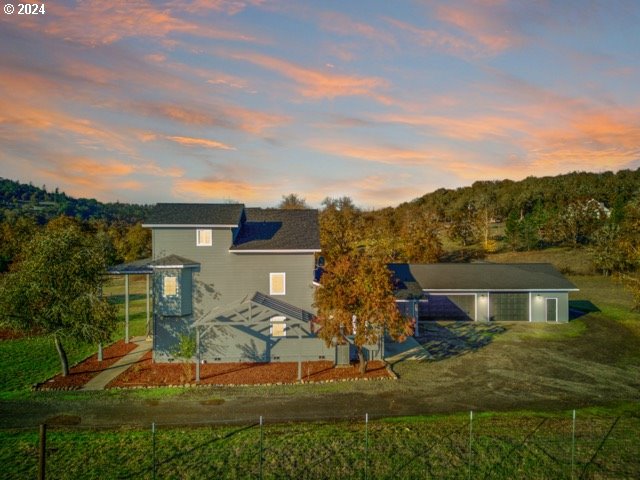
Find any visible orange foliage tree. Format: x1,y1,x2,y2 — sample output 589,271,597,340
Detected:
314,253,413,374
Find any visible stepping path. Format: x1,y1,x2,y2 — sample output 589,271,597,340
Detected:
82,336,152,391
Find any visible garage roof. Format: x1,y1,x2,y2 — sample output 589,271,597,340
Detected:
389,263,578,293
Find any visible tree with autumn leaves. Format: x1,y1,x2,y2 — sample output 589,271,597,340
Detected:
314,252,413,374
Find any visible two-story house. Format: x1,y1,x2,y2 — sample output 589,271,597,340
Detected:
139,203,345,364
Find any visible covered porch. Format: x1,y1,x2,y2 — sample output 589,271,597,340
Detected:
192,292,328,382
107,258,153,344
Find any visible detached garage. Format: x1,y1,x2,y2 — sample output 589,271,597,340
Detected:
390,263,578,327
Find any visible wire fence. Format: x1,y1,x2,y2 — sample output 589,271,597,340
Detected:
1,411,638,479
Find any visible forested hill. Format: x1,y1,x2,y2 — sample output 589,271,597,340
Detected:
398,168,640,222
0,178,151,224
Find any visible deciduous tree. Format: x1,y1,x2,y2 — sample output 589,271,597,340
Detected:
278,193,310,210
0,222,117,376
314,253,413,374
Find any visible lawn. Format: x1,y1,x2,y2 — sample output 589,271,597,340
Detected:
0,275,149,396
1,405,638,479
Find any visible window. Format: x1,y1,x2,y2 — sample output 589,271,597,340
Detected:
270,316,286,337
269,272,286,295
196,229,212,246
163,275,178,297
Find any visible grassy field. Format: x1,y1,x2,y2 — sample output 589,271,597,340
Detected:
1,405,638,479
0,275,149,396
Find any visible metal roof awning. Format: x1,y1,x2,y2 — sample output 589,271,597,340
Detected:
108,258,153,275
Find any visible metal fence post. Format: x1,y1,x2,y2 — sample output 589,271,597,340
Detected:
365,413,369,480
571,409,576,479
152,422,156,480
38,423,47,480
468,411,473,480
259,416,264,480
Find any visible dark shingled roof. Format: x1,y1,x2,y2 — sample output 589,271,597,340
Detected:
143,203,244,226
148,255,200,268
231,208,321,251
389,263,578,293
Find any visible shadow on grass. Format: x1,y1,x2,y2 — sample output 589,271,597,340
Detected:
569,300,600,320
124,423,258,479
416,322,507,361
109,293,148,304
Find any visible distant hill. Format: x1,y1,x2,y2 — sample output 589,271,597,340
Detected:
396,168,640,221
0,178,151,224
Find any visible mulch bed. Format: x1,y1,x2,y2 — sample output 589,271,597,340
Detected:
0,327,26,340
36,340,138,390
108,351,391,388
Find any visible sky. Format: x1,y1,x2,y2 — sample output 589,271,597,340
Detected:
1,1,639,208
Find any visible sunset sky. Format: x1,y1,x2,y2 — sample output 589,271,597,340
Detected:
1,1,639,208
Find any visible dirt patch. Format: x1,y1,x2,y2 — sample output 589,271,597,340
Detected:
36,340,138,390
108,351,391,388
200,398,225,406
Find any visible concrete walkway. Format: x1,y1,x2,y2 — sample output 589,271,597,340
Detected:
384,336,433,362
82,336,152,391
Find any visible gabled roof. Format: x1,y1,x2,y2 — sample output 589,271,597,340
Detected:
389,263,578,294
148,255,200,269
143,203,245,227
230,208,321,252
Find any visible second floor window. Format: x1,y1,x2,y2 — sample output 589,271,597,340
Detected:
270,272,286,295
197,229,212,246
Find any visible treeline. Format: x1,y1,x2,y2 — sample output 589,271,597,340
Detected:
0,179,151,272
0,178,151,223
316,169,640,262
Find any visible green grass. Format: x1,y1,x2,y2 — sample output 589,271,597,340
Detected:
488,246,595,275
1,405,638,479
0,276,150,394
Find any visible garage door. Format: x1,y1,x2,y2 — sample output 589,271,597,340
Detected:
489,293,529,321
420,295,475,321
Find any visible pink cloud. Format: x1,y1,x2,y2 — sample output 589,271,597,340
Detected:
311,141,455,167
434,4,520,55
318,11,395,45
172,176,273,201
166,136,236,150
223,50,389,100
19,0,259,46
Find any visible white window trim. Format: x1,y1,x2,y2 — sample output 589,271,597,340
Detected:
196,229,212,246
270,316,287,337
269,272,286,296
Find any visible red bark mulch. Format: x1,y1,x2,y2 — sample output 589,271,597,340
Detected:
108,351,392,388
0,328,26,340
37,340,138,390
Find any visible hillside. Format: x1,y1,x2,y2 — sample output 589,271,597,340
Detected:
0,178,151,224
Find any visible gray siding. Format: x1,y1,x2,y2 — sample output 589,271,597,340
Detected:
152,227,324,362
153,228,316,314
530,291,569,323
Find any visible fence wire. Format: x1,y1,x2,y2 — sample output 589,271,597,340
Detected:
1,412,638,479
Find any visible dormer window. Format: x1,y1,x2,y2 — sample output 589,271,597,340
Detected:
196,229,212,246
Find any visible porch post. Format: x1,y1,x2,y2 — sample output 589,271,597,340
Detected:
125,274,130,344
146,274,151,338
195,327,200,383
297,324,302,382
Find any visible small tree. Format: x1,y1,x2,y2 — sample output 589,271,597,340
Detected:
0,222,117,376
278,193,309,210
314,253,413,374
